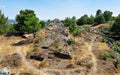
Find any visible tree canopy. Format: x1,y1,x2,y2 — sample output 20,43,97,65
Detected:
96,9,102,17
15,9,40,34
77,15,88,25
63,17,72,27
0,10,9,34
103,11,113,22
94,14,105,24
87,15,95,24
111,15,120,34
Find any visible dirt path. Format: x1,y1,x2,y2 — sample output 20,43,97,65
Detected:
85,42,97,75
16,47,49,75
0,36,49,75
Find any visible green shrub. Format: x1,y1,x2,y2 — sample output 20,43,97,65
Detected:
101,37,107,43
77,15,88,25
73,28,81,36
114,56,120,68
101,53,110,60
94,14,105,24
87,15,95,24
83,26,90,31
67,38,76,45
110,15,120,35
112,42,120,53
63,17,72,27
103,11,113,22
15,9,40,34
40,21,46,28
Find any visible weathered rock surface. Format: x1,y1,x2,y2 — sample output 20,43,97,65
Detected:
0,53,22,68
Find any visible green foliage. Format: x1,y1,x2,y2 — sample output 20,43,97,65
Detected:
40,21,46,28
67,38,76,45
0,11,9,34
96,9,102,17
112,42,120,53
71,16,77,27
87,15,95,24
77,15,88,25
46,19,51,25
94,14,105,24
114,56,120,68
68,16,77,33
103,11,113,22
73,28,81,36
101,53,110,60
63,17,72,27
101,37,107,43
15,9,40,34
111,16,116,21
110,15,120,34
83,26,90,31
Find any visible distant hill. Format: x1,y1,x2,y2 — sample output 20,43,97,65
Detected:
8,19,16,24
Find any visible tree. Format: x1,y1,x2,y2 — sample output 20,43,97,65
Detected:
77,15,88,25
96,9,102,17
46,19,51,25
40,21,46,28
71,16,77,26
69,16,77,33
87,15,95,24
103,11,113,22
72,16,76,21
0,10,9,34
15,9,40,34
111,15,120,34
94,14,105,24
63,17,72,27
111,16,116,21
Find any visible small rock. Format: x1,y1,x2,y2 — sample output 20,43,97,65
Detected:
54,51,72,59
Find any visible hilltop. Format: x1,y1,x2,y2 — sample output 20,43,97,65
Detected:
0,21,120,75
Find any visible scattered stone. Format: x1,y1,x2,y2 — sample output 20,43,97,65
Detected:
23,34,34,39
66,64,74,68
30,54,44,61
0,67,10,75
74,69,81,73
86,36,94,42
41,38,54,48
12,40,32,46
54,51,72,59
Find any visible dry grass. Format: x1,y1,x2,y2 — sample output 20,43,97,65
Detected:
0,22,120,75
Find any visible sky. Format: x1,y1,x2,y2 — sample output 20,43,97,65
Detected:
0,0,120,20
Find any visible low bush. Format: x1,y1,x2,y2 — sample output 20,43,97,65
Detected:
101,37,107,43
67,38,76,45
112,42,120,53
101,53,110,60
73,28,81,36
83,26,90,32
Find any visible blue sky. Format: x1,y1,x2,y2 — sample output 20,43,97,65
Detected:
0,0,120,20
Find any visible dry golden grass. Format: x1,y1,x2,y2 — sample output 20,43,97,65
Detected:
0,22,120,75
0,35,51,75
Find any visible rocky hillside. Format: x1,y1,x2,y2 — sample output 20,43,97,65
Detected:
0,21,120,75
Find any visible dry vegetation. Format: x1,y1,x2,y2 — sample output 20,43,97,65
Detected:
0,23,120,75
